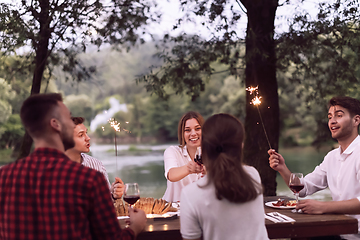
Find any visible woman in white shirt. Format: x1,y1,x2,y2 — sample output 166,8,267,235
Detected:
162,111,206,202
180,113,269,240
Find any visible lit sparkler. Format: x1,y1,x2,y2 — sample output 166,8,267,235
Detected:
101,118,131,172
101,118,130,153
109,118,121,133
108,118,120,171
246,86,272,149
246,86,258,95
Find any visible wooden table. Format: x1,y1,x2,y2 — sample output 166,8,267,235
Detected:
118,196,358,240
264,196,358,239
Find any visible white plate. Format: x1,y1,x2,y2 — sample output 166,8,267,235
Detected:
265,201,296,209
117,212,179,220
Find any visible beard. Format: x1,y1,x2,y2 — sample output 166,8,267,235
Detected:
61,127,75,151
331,120,353,141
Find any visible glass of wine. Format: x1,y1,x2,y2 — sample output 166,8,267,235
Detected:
289,173,304,212
123,183,140,208
194,147,202,165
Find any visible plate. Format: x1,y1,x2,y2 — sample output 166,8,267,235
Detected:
117,212,179,220
146,212,179,219
265,201,296,209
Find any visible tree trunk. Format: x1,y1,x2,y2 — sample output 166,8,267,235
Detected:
17,0,51,160
241,0,279,196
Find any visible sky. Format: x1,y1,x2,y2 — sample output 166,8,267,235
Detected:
149,0,323,40
3,0,324,40
2,0,325,50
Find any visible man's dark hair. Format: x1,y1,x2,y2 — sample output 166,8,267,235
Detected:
71,117,85,125
329,96,360,117
20,93,63,137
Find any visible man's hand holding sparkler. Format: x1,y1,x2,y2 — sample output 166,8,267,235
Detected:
268,149,292,187
111,177,125,199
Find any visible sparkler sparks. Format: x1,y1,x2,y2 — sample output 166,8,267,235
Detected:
251,96,262,106
245,86,258,95
109,118,121,132
101,118,130,171
246,86,272,149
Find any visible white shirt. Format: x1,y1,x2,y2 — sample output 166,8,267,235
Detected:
300,135,360,239
81,153,111,189
180,166,269,240
162,145,201,202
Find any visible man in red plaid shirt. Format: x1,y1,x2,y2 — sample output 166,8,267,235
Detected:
0,93,146,239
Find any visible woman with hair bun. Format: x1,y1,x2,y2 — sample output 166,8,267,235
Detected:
180,113,268,240
162,111,206,202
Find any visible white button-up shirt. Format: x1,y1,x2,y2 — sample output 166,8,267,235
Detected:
81,153,111,189
300,135,360,238
162,145,201,202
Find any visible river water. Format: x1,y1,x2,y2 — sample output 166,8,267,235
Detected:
90,144,332,201
90,143,170,199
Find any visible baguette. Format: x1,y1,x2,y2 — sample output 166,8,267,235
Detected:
114,197,174,216
161,202,172,214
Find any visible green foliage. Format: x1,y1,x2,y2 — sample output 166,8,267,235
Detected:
54,43,161,103
0,78,15,124
0,114,24,150
1,0,360,156
205,75,246,120
141,95,183,141
0,148,14,164
0,0,157,81
64,94,94,124
276,0,360,148
137,34,244,100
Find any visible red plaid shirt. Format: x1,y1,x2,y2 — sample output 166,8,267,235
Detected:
0,148,134,240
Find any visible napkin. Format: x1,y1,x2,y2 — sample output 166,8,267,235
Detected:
265,214,282,223
265,212,296,223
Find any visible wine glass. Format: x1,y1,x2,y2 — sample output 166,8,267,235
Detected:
123,183,140,208
194,146,202,165
289,173,304,212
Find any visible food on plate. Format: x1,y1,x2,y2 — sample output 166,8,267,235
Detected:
114,197,178,216
272,199,297,207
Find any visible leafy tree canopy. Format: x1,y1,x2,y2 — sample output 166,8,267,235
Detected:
0,78,16,124
0,0,158,85
276,0,360,147
0,0,160,158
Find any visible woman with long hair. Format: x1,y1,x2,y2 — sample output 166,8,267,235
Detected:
162,111,206,202
180,113,268,240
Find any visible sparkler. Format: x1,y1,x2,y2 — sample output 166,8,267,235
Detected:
108,118,121,171
109,118,121,156
102,118,130,171
246,86,272,149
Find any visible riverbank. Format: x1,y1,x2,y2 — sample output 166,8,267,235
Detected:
0,145,333,200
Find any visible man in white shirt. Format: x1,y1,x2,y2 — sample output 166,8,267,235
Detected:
269,96,360,239
65,117,124,199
